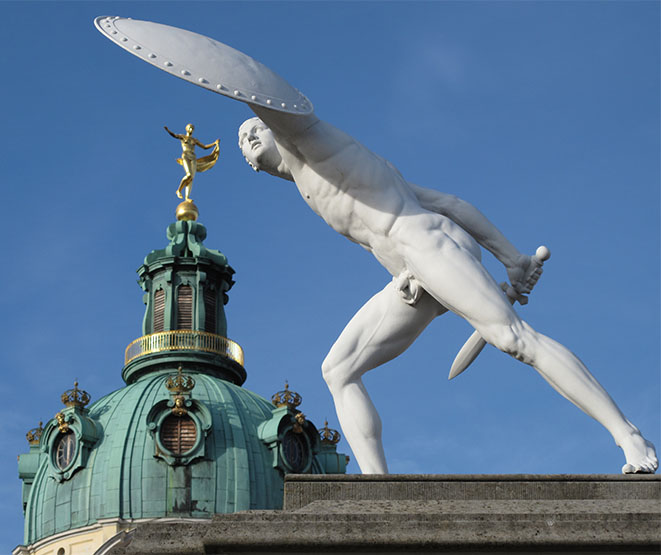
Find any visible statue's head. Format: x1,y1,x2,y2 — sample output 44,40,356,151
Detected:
238,117,291,180
185,123,194,135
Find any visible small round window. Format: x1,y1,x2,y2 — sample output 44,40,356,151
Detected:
282,430,307,472
55,431,76,470
160,414,197,454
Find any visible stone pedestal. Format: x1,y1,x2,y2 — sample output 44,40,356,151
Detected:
107,474,661,554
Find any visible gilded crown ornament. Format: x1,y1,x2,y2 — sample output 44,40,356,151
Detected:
61,382,91,408
26,422,44,445
271,382,302,409
165,366,196,395
165,366,195,417
319,420,341,445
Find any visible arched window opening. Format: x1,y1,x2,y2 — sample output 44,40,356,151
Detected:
153,289,165,332
177,285,193,329
204,288,217,333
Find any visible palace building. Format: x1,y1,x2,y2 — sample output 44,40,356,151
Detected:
15,202,346,555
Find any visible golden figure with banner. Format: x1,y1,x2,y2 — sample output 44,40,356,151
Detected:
164,124,220,202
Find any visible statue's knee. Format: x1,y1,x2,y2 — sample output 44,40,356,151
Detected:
488,325,524,358
322,354,355,392
321,356,337,389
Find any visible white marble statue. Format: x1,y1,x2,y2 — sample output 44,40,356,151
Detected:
237,112,657,475
95,16,658,474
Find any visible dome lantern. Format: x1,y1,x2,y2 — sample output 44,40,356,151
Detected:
122,218,245,385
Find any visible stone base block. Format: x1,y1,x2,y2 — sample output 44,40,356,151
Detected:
108,474,661,554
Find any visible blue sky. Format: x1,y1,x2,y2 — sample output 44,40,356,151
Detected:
1,1,659,551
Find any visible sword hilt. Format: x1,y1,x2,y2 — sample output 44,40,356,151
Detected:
505,245,551,305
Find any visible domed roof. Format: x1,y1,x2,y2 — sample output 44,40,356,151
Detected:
23,370,289,544
17,216,347,550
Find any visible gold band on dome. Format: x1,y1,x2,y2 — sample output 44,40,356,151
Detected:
125,330,244,366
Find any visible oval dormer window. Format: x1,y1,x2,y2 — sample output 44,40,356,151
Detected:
160,414,197,455
282,429,307,472
55,431,76,470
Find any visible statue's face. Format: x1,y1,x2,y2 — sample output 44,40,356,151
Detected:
186,123,194,134
238,117,281,173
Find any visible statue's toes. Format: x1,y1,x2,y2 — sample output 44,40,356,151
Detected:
622,461,656,474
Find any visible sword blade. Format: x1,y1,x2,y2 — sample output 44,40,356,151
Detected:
449,330,487,380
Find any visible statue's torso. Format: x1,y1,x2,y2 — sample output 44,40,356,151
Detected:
275,121,470,278
180,136,196,155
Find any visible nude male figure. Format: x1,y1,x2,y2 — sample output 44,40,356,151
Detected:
164,123,219,201
238,111,658,475
93,15,656,475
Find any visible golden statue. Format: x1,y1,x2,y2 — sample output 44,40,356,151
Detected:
164,124,220,202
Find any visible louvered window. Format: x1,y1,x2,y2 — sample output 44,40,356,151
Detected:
153,289,165,333
160,414,197,454
204,289,217,333
177,285,193,329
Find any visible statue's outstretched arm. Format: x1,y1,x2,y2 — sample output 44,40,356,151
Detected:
409,183,522,269
194,138,218,150
164,126,182,140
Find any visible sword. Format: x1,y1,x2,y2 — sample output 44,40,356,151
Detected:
448,245,551,380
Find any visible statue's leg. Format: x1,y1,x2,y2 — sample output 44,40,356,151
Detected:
322,281,446,473
176,175,191,198
402,231,657,473
177,158,196,199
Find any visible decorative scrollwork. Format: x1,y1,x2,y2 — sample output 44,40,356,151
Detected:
293,412,306,434
55,412,69,433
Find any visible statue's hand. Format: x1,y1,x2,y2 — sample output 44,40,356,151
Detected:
506,247,550,296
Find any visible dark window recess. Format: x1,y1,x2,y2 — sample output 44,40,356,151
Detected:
153,289,165,332
55,431,76,470
204,289,217,333
177,286,193,329
160,414,197,454
282,429,307,472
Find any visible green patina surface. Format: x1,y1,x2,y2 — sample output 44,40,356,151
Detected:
24,372,283,543
18,219,346,546
139,220,234,338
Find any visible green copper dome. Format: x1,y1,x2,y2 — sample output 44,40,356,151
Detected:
23,371,284,543
17,219,347,548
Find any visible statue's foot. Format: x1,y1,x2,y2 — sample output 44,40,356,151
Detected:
507,254,543,295
176,189,183,199
620,431,658,474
